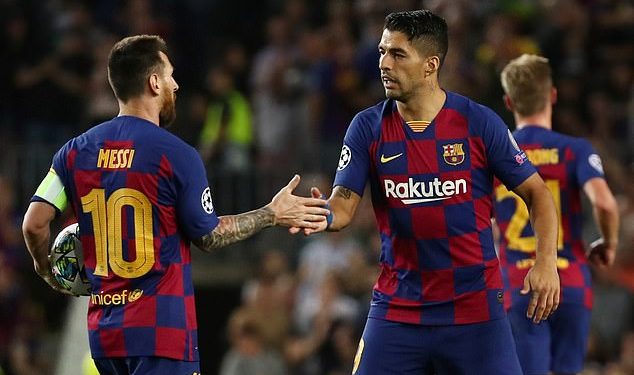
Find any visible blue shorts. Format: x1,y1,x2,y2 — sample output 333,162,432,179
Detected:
508,300,591,375
353,317,522,375
93,357,200,375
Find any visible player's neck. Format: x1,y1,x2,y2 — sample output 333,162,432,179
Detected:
117,98,160,126
396,84,446,122
514,110,552,131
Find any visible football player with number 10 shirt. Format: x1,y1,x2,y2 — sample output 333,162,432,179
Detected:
22,35,328,375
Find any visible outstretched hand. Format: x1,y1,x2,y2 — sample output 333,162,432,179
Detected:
587,238,616,268
289,186,329,236
521,261,560,323
267,175,329,229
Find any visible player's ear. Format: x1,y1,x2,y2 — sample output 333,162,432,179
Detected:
424,56,440,77
149,73,161,96
550,87,557,105
503,94,514,112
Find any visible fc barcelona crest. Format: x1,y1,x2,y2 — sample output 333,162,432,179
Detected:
442,143,465,165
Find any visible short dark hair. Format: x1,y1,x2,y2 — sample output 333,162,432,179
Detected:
107,35,168,102
384,10,448,66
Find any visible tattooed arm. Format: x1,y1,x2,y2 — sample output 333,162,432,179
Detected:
326,186,362,231
193,207,275,251
194,175,329,251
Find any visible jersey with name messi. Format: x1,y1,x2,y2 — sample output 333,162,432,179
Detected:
334,91,536,325
494,126,604,309
32,116,219,361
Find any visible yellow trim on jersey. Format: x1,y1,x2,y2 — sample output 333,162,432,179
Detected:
406,120,431,133
34,168,68,212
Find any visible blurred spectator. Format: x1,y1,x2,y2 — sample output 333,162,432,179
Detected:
15,26,93,143
284,307,332,375
114,0,171,37
286,272,360,375
616,181,634,293
352,3,384,101
241,250,295,351
250,15,309,179
316,319,359,375
86,32,119,127
294,233,363,333
14,23,94,201
219,308,288,375
432,1,483,99
538,0,588,77
0,176,25,269
198,63,255,212
0,6,29,138
223,42,251,94
588,267,634,364
0,254,21,371
475,12,540,115
609,331,634,374
6,300,53,375
199,64,253,173
306,27,372,171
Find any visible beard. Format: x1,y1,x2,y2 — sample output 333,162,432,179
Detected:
159,87,176,127
385,89,407,102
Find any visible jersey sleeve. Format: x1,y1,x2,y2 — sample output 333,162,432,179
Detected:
173,146,219,241
573,139,605,186
31,141,71,214
332,113,373,196
482,111,537,190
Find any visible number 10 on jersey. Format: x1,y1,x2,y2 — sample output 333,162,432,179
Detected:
81,188,155,278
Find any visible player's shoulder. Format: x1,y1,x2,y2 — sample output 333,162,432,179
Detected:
113,116,196,152
152,125,197,154
443,91,499,125
148,127,200,165
529,128,594,151
354,100,385,124
348,100,388,138
445,91,472,111
83,116,199,164
446,91,507,135
554,131,593,149
55,123,100,156
561,133,597,158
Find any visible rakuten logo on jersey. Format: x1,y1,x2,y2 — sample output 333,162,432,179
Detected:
384,177,468,204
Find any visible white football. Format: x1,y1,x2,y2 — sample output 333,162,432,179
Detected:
50,223,91,296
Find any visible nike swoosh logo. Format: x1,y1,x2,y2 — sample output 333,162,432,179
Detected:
380,153,403,163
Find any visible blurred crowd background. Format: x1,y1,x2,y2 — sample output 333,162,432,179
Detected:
0,0,632,374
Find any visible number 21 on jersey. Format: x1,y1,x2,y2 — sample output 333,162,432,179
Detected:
81,188,155,278
495,180,564,252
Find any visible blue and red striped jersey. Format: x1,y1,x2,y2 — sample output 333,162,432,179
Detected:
35,116,218,360
493,126,604,309
334,92,536,325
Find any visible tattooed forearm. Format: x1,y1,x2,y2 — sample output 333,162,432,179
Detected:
325,186,361,232
194,207,275,251
334,186,352,199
